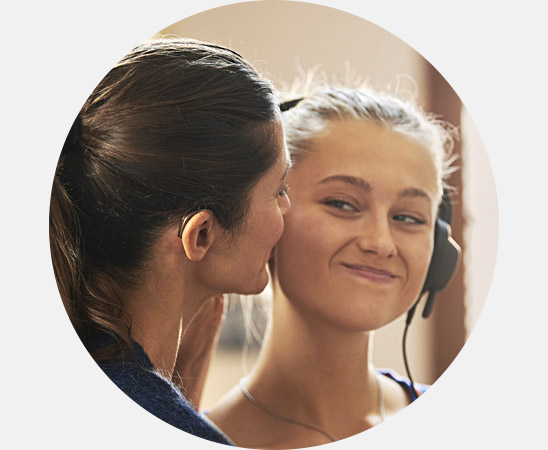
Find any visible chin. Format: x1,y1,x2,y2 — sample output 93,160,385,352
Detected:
235,270,269,296
324,300,403,332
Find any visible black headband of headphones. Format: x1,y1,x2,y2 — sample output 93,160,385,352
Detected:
279,97,303,111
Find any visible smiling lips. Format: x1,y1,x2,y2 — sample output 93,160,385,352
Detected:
342,263,397,282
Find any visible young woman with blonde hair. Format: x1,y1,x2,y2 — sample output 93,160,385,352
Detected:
207,84,459,448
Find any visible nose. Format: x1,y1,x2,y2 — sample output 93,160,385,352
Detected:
356,216,397,258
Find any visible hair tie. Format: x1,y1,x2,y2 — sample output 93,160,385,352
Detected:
61,115,82,155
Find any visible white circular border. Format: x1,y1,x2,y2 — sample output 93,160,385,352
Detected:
5,0,547,448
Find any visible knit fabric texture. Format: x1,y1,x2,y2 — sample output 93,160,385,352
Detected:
85,334,232,445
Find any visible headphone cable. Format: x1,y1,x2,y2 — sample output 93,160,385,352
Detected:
403,300,419,401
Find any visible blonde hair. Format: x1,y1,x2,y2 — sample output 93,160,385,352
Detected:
280,80,458,196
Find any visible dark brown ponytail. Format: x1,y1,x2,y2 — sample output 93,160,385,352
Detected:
49,38,280,360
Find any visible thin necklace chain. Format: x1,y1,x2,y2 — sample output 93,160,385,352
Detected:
239,372,385,443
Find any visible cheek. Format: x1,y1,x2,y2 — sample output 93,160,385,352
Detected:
279,210,325,255
248,202,284,251
257,204,285,254
271,208,285,244
406,235,435,287
275,210,336,289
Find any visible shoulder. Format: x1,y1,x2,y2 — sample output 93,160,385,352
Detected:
207,384,294,448
378,368,429,400
92,340,232,444
206,385,252,444
97,355,175,402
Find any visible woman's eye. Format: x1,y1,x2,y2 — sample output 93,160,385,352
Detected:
393,214,426,225
324,199,357,212
278,184,290,197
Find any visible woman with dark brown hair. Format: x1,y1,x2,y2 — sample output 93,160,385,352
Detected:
49,37,290,443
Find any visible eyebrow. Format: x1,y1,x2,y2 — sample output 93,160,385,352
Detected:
319,175,433,205
282,162,291,180
398,187,432,206
318,175,371,192
281,162,291,182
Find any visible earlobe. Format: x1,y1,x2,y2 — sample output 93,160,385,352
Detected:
181,210,216,261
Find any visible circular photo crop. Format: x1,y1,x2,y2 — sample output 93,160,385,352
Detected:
50,2,497,448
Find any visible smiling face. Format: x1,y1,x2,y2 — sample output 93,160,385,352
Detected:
272,119,440,331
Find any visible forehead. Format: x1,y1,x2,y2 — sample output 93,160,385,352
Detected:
253,120,289,187
271,117,288,158
274,119,290,171
291,119,440,198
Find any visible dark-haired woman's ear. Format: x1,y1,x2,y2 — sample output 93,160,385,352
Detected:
181,210,216,261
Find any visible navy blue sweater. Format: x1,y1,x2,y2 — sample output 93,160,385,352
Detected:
85,335,231,445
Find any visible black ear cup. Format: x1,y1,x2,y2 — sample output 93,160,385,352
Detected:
420,193,461,318
403,194,460,397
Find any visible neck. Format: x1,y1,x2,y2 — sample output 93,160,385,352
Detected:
124,282,183,378
122,242,210,378
247,288,380,433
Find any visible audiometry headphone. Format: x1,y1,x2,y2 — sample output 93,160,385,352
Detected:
403,190,461,398
418,190,461,319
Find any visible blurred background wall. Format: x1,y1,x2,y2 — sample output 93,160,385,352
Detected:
156,0,498,411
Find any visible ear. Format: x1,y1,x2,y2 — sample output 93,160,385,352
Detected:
181,210,217,261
